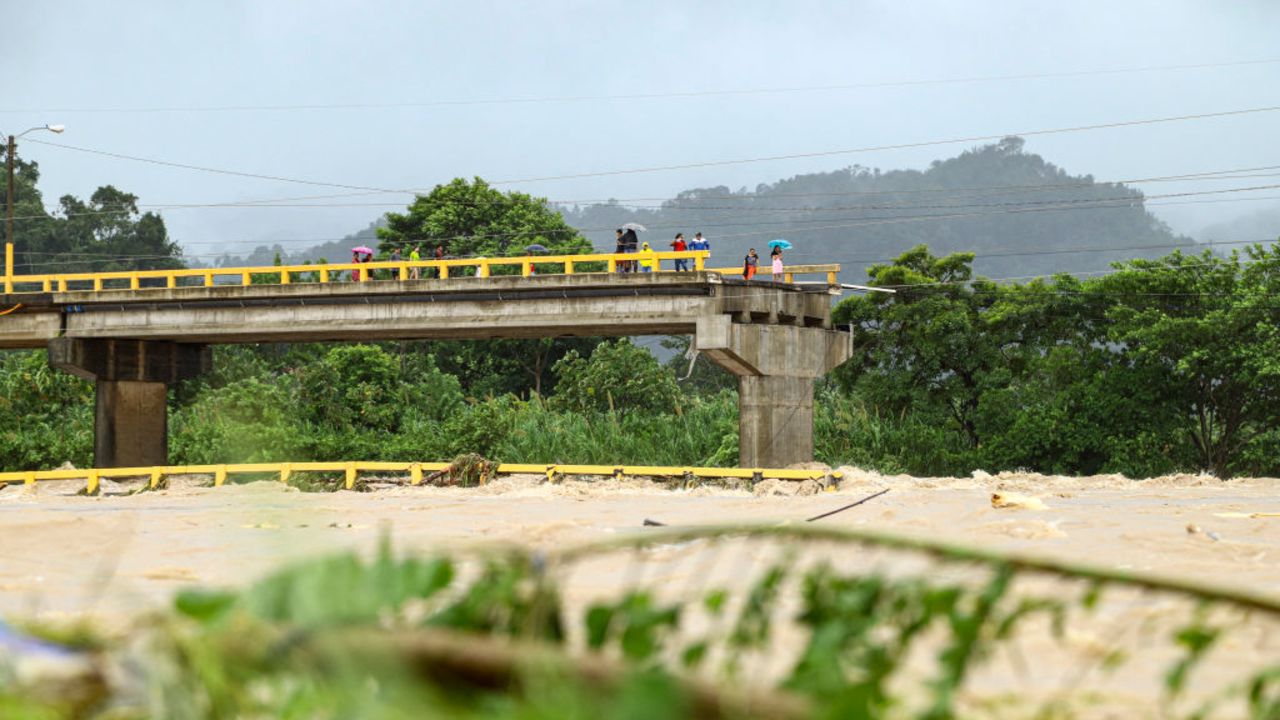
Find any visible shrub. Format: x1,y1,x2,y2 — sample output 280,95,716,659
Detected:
551,339,681,417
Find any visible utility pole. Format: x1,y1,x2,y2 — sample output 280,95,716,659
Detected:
2,125,65,286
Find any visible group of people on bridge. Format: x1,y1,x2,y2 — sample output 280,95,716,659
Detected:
346,228,785,281
613,228,710,274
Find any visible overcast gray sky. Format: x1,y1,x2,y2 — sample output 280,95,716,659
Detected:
3,0,1279,260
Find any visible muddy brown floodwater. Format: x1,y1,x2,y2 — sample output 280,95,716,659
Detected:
1,467,1277,715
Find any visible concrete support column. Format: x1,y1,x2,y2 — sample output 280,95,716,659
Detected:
695,316,851,468
95,380,169,468
739,375,814,468
48,338,210,468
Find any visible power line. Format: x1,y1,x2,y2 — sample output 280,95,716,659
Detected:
5,57,1278,114
25,104,1280,196
25,137,404,194
12,189,1280,269
489,105,1280,184
18,166,1280,220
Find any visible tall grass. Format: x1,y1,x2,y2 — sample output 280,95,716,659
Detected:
493,392,738,467
814,388,976,476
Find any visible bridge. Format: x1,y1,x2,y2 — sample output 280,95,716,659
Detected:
0,248,851,470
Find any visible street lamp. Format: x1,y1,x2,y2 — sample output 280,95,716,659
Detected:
3,124,64,291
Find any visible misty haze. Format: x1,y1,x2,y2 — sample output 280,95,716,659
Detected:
1,3,1279,718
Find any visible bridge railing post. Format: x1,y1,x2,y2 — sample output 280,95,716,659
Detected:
4,242,12,294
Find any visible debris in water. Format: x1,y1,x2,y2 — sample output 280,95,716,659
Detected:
1186,523,1221,542
806,488,890,522
991,491,1048,511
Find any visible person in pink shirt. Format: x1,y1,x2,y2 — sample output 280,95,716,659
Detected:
771,246,784,281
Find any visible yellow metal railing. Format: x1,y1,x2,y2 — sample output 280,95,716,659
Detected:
707,263,841,286
0,246,713,295
1,244,841,296
0,461,842,494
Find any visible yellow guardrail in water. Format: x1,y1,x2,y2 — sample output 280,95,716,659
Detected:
0,461,842,494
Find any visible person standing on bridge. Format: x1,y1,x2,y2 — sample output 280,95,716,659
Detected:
743,248,759,280
639,241,657,273
620,228,639,273
771,246,784,281
614,229,626,273
351,250,362,282
388,247,402,281
670,233,688,271
409,245,421,280
691,232,709,253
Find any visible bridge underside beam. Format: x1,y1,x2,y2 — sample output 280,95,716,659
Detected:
48,338,211,468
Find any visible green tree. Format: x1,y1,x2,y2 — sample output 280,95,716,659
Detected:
832,245,1012,449
0,146,183,277
376,179,602,397
170,377,302,464
1091,244,1280,478
0,351,93,470
423,337,603,399
551,339,681,417
377,177,591,260
296,344,462,435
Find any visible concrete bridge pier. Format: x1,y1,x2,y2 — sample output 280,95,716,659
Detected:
695,317,852,468
48,338,211,468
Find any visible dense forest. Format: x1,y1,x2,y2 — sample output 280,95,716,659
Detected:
212,137,1198,279
4,143,1278,479
1,150,183,276
562,136,1190,282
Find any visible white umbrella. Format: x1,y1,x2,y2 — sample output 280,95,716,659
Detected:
621,222,647,232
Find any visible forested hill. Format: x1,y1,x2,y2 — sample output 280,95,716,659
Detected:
559,137,1191,282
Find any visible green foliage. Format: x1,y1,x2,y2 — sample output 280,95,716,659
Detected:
442,395,522,458
40,528,1262,719
495,391,737,467
826,240,1280,479
814,387,974,476
426,337,602,398
1093,246,1280,478
834,245,1004,449
3,148,183,277
551,339,682,417
296,343,462,433
562,137,1187,283
170,377,302,464
0,351,93,471
377,177,591,260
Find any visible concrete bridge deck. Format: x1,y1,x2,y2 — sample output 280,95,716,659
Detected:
0,264,852,471
0,271,836,347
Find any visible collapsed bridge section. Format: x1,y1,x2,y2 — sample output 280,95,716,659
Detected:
0,270,851,469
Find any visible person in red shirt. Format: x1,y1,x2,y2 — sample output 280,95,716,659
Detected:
670,233,689,271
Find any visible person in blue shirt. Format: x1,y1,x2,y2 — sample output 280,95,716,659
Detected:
691,232,709,252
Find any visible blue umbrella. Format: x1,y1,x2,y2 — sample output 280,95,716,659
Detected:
768,239,793,250
524,244,550,254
